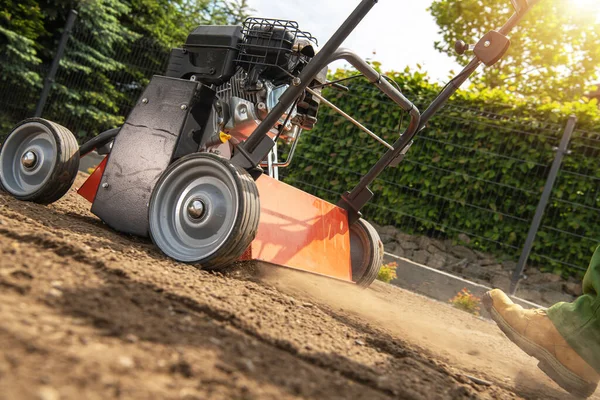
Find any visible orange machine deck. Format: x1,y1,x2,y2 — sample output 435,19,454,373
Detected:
79,160,352,281
244,175,352,281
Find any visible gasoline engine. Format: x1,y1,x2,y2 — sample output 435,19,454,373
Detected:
165,19,326,154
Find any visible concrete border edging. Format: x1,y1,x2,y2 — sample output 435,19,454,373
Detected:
385,252,545,319
78,151,104,173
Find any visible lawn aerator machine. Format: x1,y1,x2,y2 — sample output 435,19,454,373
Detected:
0,0,540,288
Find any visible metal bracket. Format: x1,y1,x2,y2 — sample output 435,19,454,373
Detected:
337,188,372,225
389,140,414,167
231,135,276,170
474,31,511,67
552,146,573,155
91,76,207,237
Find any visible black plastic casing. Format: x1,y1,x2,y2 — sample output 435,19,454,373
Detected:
91,76,216,237
165,25,243,86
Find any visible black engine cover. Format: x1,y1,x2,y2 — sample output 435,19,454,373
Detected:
166,26,243,86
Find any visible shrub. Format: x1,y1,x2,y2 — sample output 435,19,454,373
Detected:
449,288,481,316
377,261,398,283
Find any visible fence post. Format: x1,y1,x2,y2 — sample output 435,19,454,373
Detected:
509,115,577,295
34,9,78,118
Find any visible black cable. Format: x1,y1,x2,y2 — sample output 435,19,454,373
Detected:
382,74,403,95
310,74,364,90
274,97,301,142
438,68,473,97
380,74,408,134
79,128,120,157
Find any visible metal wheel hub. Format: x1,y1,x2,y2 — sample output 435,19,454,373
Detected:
149,155,240,263
0,122,57,196
187,199,207,220
21,150,38,169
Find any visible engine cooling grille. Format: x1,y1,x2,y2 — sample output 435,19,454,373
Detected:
215,69,259,103
236,18,317,72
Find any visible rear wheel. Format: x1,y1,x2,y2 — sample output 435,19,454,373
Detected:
149,153,260,269
0,118,80,204
350,219,384,288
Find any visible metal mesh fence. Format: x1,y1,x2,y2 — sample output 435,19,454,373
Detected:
280,80,595,275
41,23,171,141
531,129,600,274
0,20,172,143
0,63,48,133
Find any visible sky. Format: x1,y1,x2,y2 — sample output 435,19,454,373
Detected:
245,0,464,83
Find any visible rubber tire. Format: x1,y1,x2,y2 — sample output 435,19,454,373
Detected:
0,118,80,204
149,153,260,270
350,219,384,288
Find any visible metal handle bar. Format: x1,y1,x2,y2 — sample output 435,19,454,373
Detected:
327,48,421,146
327,48,424,215
339,0,543,221
419,0,542,128
329,49,415,112
231,0,543,222
258,49,423,180
230,0,379,169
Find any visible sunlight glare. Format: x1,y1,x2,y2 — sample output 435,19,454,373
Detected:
570,0,600,11
568,0,600,21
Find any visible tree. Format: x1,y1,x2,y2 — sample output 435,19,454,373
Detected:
0,1,49,131
0,0,44,86
0,0,252,138
34,0,139,136
205,0,253,25
114,0,252,49
429,0,600,101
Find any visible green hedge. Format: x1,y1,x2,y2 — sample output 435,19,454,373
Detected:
283,68,600,278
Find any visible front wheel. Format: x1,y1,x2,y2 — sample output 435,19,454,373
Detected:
148,153,260,269
350,219,384,288
0,118,80,204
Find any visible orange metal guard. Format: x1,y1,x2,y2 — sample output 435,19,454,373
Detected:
242,175,352,281
78,157,108,203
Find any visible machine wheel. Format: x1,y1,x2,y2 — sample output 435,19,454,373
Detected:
350,219,384,288
0,118,80,204
149,152,260,269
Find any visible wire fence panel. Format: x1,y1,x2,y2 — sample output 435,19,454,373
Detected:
530,129,600,276
0,63,48,134
281,80,592,273
39,21,171,142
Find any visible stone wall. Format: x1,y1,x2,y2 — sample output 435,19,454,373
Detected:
371,223,582,307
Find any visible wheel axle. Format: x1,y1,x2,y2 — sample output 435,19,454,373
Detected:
21,151,38,169
187,199,206,220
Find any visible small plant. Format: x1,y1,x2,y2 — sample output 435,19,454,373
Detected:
449,288,481,316
377,261,398,283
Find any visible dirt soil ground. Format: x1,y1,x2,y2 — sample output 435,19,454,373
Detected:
0,174,598,400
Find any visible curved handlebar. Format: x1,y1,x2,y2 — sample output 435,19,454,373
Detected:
327,48,421,140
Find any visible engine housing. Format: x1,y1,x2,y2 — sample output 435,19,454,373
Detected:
165,18,326,154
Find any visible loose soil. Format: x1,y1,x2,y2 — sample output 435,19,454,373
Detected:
0,174,597,400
